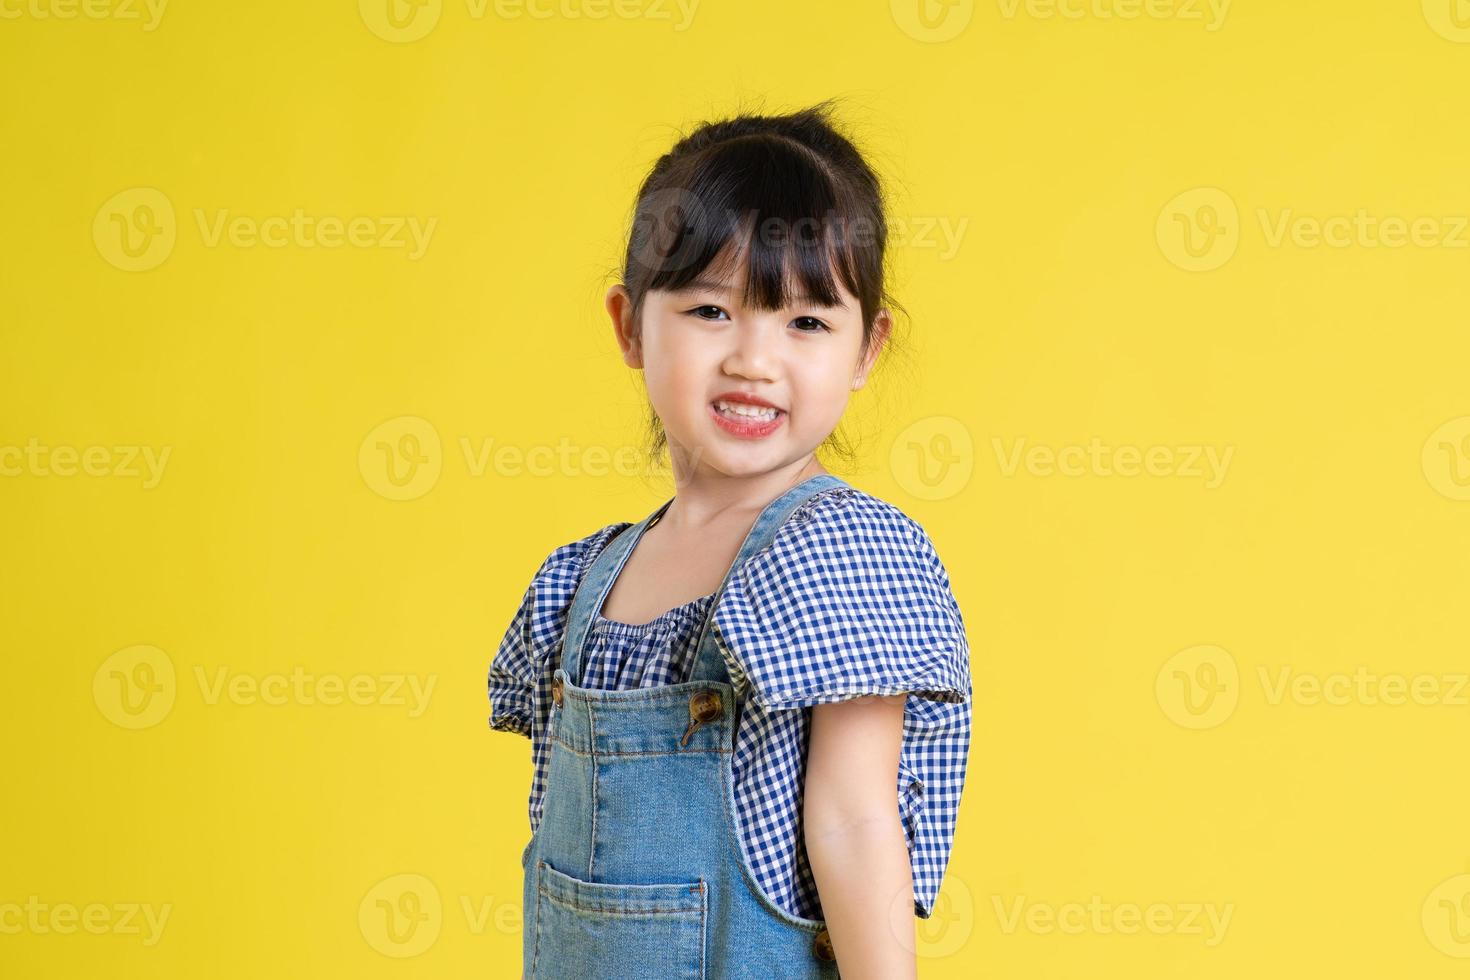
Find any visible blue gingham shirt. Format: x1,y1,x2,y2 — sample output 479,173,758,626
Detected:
487,485,973,920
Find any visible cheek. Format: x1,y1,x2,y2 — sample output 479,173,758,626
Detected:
646,366,699,413
789,363,854,426
640,324,711,407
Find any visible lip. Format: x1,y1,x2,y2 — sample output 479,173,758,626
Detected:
711,391,783,411
710,392,785,439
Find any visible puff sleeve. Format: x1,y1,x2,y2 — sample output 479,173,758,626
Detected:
486,579,537,738
487,522,631,738
710,487,972,711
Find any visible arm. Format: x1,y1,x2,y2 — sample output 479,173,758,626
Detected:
803,693,917,980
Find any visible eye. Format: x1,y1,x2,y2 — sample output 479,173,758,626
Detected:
792,316,832,334
686,305,729,321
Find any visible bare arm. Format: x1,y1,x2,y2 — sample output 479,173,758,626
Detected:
803,693,917,980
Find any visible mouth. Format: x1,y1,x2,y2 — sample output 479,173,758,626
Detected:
710,398,785,438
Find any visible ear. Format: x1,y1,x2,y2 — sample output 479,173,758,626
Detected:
606,284,643,368
851,307,891,390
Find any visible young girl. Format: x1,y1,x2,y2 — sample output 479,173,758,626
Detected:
487,102,972,980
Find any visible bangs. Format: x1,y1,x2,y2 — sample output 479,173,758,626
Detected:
632,135,883,313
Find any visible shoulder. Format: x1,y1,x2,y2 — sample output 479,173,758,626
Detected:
713,484,971,710
511,520,633,655
786,484,958,582
762,485,963,628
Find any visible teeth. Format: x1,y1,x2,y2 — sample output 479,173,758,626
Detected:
715,400,780,420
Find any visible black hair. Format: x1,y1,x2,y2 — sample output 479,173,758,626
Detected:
614,98,909,471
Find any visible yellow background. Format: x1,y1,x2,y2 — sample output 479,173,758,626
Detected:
4,0,1470,977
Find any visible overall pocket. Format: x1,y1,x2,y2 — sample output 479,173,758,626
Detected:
530,858,707,980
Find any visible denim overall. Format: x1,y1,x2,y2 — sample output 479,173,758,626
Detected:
520,474,848,979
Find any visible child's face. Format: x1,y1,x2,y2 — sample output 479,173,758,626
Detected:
608,250,887,480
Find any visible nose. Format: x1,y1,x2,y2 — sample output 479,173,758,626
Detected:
720,318,782,381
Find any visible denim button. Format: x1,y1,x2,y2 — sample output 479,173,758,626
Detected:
690,690,722,723
552,677,563,706
679,690,724,746
813,928,835,961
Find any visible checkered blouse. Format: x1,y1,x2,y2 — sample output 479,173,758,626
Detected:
487,484,973,921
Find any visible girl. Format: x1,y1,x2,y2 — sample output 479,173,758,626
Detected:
487,101,972,979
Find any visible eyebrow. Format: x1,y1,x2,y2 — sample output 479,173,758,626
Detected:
674,277,848,310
